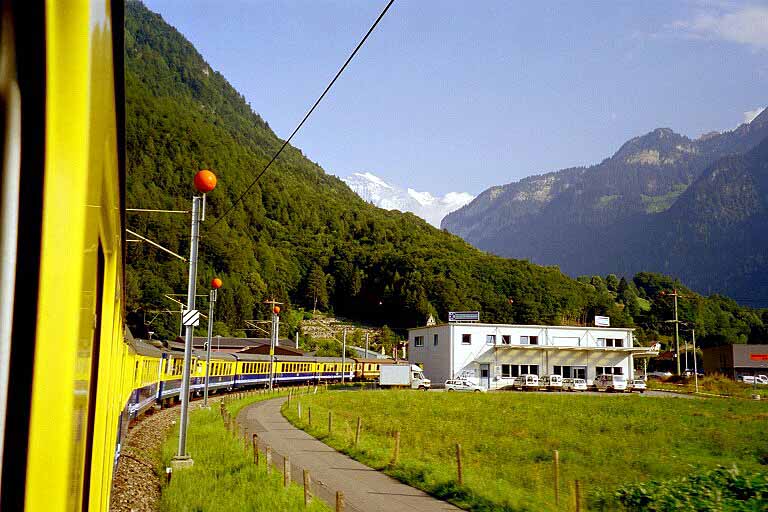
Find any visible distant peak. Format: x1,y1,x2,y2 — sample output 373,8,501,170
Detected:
349,172,395,189
749,106,768,126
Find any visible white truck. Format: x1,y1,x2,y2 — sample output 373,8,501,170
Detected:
379,364,431,390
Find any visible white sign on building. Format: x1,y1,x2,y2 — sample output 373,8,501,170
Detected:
448,311,480,322
595,316,610,327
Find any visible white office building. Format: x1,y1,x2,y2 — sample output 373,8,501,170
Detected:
408,322,650,389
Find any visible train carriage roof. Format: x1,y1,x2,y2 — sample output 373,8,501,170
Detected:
193,350,236,361
128,339,165,357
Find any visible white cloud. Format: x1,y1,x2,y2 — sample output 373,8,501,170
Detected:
674,5,768,49
743,106,765,124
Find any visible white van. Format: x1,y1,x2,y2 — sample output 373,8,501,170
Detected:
594,374,627,392
539,374,563,390
513,374,539,390
562,378,587,392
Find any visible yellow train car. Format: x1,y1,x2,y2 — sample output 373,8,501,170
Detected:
0,1,126,510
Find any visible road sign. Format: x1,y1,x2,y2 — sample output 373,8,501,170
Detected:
182,309,200,326
448,311,480,322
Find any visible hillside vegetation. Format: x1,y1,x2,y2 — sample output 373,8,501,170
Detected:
124,2,767,349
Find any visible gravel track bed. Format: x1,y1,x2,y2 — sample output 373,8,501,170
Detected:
109,400,215,512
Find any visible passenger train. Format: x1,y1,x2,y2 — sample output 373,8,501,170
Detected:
0,2,396,511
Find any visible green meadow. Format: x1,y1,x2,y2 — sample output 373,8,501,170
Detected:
282,390,768,511
160,393,330,512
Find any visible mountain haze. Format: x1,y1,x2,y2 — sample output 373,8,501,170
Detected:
442,109,768,304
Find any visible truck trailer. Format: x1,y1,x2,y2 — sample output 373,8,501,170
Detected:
379,364,431,390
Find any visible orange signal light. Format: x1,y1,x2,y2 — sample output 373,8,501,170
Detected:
273,306,281,315
194,169,217,193
211,277,223,289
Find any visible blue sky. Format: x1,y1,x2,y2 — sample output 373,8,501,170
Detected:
143,0,767,196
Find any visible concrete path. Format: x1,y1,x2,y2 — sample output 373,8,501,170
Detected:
238,397,462,512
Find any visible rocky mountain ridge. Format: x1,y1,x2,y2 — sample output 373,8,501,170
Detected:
442,108,768,304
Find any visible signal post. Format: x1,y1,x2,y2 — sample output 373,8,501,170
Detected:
173,170,217,469
202,277,223,408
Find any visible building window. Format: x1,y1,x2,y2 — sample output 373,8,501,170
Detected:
520,335,539,345
433,334,439,346
520,364,539,375
596,366,624,375
414,336,424,347
502,335,511,345
462,334,471,345
596,338,605,347
486,334,496,345
501,364,512,377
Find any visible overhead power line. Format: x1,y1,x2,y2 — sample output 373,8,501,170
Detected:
212,0,396,229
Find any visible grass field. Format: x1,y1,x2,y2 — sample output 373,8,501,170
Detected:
647,374,768,400
160,393,330,512
282,390,768,511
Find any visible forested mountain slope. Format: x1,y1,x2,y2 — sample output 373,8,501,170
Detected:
124,1,603,338
123,1,766,347
442,109,768,304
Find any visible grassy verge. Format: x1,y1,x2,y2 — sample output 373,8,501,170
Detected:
282,390,768,511
647,375,766,399
160,392,329,512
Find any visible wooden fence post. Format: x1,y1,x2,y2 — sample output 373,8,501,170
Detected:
266,446,272,475
243,431,249,454
308,407,312,426
456,443,463,485
354,417,362,447
553,450,560,506
303,469,311,506
252,434,259,465
298,401,302,420
284,456,291,487
328,411,333,435
574,480,582,512
391,431,400,466
336,491,345,512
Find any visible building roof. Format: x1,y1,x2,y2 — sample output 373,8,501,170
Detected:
408,323,634,332
168,336,303,355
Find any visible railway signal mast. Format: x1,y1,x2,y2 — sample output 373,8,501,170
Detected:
203,277,223,408
265,299,283,391
173,170,217,468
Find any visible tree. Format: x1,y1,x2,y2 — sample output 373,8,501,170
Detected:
606,274,619,292
306,265,328,313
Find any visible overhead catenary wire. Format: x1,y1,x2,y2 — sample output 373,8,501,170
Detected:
211,0,396,229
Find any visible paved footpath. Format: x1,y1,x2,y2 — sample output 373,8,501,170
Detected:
239,397,461,512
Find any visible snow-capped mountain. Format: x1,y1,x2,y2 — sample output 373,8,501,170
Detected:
342,172,474,227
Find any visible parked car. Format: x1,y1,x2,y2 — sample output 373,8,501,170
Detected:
513,374,540,390
646,371,673,379
539,374,563,391
562,378,587,392
445,379,485,392
594,374,628,392
628,379,647,393
740,375,768,385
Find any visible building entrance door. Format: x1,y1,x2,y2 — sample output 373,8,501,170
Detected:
480,364,490,388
